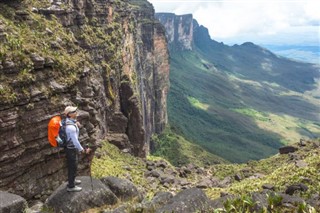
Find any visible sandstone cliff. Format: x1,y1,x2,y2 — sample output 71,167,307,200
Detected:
155,13,193,51
0,0,169,200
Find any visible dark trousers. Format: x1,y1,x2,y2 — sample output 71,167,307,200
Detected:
65,148,78,188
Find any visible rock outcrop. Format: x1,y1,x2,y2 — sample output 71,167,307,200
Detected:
0,191,27,213
155,13,193,51
46,176,118,213
100,176,139,201
0,0,169,200
156,188,211,213
23,140,320,212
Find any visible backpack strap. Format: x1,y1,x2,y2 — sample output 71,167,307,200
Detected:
65,120,78,132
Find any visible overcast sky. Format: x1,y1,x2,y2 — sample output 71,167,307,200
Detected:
148,0,320,46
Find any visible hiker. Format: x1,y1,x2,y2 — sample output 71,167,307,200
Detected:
64,106,90,192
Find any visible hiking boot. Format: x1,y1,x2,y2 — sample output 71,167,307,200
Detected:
67,186,82,192
75,179,81,185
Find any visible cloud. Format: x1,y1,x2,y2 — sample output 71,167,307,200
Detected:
149,0,320,45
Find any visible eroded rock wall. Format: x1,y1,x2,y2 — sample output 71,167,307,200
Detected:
0,0,169,200
155,13,193,51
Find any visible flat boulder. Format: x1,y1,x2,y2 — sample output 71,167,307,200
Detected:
285,183,308,195
156,188,210,213
100,176,139,201
146,191,174,211
45,176,118,213
279,146,298,154
0,191,27,213
210,194,236,210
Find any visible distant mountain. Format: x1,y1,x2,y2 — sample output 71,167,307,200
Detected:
262,45,320,64
155,13,320,162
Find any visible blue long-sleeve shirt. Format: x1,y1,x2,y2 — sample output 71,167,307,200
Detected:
65,118,84,152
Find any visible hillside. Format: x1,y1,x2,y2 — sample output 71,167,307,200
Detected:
263,45,320,64
151,126,228,166
18,135,320,212
156,13,320,163
87,139,320,212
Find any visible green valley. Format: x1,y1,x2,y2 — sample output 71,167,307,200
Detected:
164,22,320,162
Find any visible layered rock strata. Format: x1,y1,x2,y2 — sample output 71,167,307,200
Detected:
0,0,169,200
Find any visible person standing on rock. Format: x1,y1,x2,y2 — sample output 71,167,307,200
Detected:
64,106,90,192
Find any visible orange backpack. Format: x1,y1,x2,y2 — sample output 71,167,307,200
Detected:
48,116,62,147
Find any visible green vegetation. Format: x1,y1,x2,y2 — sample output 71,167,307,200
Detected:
92,141,170,199
168,49,320,162
0,3,91,103
206,139,320,200
168,51,280,162
222,195,257,212
151,126,227,167
232,108,269,122
0,1,129,106
91,139,320,212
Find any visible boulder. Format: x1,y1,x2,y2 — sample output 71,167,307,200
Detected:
279,146,298,154
299,139,307,146
285,183,308,195
26,200,44,213
241,168,253,178
155,160,168,169
218,176,233,188
103,204,130,213
100,176,139,201
156,188,211,213
248,173,265,179
251,192,269,212
307,193,320,209
210,194,236,210
45,176,118,213
262,184,275,191
142,191,174,212
0,191,27,213
234,173,242,181
146,160,155,167
150,170,161,178
2,60,18,74
30,53,45,69
196,178,213,189
178,166,191,178
288,153,301,161
281,193,305,206
160,175,175,185
295,160,308,168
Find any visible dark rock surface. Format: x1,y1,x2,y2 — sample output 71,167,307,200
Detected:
285,183,308,195
279,146,298,154
0,191,27,213
156,188,211,213
45,176,118,213
100,176,139,201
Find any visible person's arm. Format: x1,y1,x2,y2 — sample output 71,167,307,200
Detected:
67,125,84,152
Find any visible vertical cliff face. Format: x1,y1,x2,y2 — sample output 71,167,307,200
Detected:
0,0,169,200
155,13,193,51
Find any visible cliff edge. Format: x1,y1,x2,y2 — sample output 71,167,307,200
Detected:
0,0,169,200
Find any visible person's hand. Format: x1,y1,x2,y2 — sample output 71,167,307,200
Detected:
76,121,82,128
85,148,91,154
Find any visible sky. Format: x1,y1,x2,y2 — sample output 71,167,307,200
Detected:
148,0,320,46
